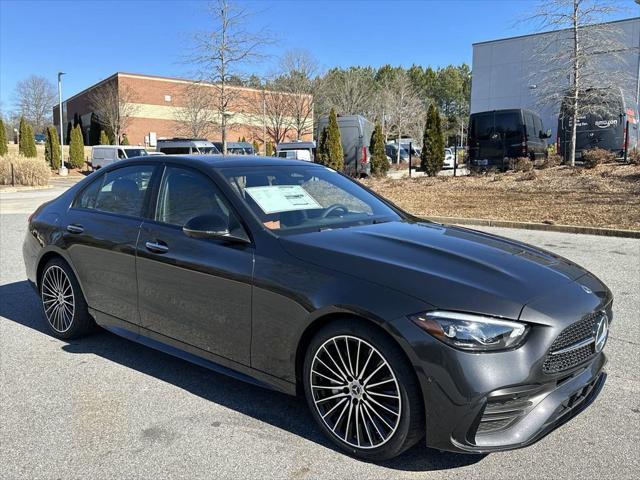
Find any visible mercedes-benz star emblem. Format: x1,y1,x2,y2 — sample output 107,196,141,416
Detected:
593,312,609,353
581,285,593,294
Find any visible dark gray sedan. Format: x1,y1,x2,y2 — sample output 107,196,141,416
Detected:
23,155,611,461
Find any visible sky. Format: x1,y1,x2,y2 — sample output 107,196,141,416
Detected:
0,0,637,111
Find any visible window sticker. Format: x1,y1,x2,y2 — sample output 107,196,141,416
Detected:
245,185,322,214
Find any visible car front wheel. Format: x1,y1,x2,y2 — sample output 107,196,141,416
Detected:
303,319,424,461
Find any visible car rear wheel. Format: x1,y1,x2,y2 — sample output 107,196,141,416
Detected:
303,319,424,461
40,258,94,339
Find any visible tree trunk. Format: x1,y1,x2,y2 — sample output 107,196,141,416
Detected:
568,0,580,167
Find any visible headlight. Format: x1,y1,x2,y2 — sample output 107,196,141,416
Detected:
410,311,528,352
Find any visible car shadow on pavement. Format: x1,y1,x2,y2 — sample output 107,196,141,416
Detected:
0,280,485,472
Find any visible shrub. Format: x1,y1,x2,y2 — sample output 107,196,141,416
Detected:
252,140,260,155
0,118,8,156
0,153,50,186
326,108,344,171
369,122,388,177
265,141,274,156
121,134,130,145
19,118,37,158
421,103,445,176
45,126,61,169
583,148,615,169
510,157,533,172
316,127,328,165
99,130,110,145
540,153,562,169
517,170,538,181
627,147,639,166
68,124,85,169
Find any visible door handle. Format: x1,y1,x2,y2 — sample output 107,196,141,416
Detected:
145,241,169,254
66,224,84,234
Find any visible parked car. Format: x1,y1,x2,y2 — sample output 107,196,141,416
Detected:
157,138,219,155
91,145,149,169
468,109,550,170
316,114,373,176
227,141,255,155
276,141,316,162
385,144,410,163
24,154,611,461
34,133,46,144
443,148,455,169
557,87,639,160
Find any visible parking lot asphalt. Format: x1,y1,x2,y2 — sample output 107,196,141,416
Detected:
1,190,639,479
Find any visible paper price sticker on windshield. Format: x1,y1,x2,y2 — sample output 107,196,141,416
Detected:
245,185,322,214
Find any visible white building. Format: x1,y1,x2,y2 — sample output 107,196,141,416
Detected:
471,17,640,139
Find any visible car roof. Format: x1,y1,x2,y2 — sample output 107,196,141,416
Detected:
109,155,323,170
93,145,146,149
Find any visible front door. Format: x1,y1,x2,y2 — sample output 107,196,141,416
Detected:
136,165,254,365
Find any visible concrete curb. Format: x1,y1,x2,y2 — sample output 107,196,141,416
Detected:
422,216,640,239
0,185,53,193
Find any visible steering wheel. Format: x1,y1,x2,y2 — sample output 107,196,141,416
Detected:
320,203,349,219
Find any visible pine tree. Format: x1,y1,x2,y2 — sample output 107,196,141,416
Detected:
316,127,329,165
21,122,37,158
18,117,28,155
69,124,85,169
45,127,52,165
121,134,130,145
252,140,260,155
369,123,388,177
0,119,8,156
421,104,445,176
99,130,110,145
265,141,274,156
46,126,61,169
326,108,344,171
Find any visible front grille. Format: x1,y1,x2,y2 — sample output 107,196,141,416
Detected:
543,312,601,374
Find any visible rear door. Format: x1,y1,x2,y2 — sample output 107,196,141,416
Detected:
64,163,158,325
136,164,254,364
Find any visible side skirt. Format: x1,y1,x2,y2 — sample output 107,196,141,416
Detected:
90,308,297,396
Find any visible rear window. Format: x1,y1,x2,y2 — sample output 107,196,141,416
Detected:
494,113,521,139
159,147,190,154
471,114,493,140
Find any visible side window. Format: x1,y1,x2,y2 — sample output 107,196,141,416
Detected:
525,113,535,139
155,166,243,236
76,176,103,209
118,149,126,159
534,116,543,138
78,165,154,217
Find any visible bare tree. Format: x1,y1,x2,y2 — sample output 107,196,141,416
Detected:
88,80,140,145
261,81,295,145
278,50,317,139
316,67,377,119
188,0,272,153
380,71,424,163
14,75,57,133
528,0,631,166
174,82,217,138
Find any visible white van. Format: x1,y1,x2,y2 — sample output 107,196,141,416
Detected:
91,145,149,169
276,141,315,162
156,139,220,155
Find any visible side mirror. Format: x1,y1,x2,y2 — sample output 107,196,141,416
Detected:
183,214,249,244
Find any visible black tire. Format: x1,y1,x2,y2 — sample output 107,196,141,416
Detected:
40,257,95,339
303,318,424,461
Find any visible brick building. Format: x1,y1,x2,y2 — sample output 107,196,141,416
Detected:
53,72,313,149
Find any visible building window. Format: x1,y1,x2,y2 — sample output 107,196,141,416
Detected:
164,95,172,102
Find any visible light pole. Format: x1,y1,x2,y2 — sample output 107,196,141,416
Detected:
58,72,68,176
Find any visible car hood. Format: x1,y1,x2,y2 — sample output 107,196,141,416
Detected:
279,221,589,319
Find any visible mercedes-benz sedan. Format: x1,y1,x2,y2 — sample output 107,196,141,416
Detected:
23,155,611,461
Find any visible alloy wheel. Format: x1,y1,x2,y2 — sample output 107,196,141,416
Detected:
309,335,401,449
41,265,75,333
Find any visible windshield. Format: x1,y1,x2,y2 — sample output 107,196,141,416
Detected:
198,146,219,154
124,149,148,157
221,165,402,233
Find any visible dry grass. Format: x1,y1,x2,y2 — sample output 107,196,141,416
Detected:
362,164,640,231
0,153,51,186
6,143,92,166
